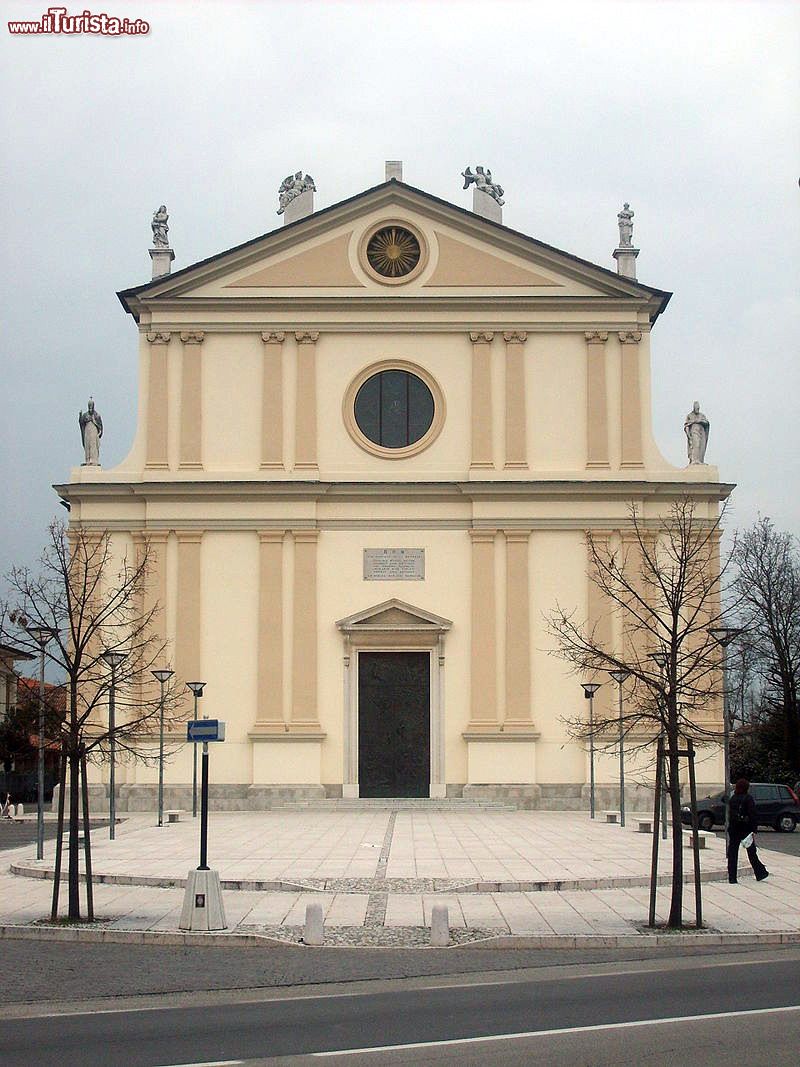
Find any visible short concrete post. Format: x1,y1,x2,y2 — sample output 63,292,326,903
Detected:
431,903,450,946
16,803,24,816
304,902,324,946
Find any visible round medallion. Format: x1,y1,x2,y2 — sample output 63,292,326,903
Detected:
365,226,421,279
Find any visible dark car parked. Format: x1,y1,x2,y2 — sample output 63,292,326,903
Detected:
681,782,800,833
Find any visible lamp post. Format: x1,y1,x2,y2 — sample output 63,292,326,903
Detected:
186,682,206,818
27,625,55,861
581,683,601,819
152,669,174,828
609,670,630,827
708,626,742,840
649,651,669,840
101,650,128,841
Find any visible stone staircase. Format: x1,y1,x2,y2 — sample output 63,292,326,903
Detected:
269,797,516,811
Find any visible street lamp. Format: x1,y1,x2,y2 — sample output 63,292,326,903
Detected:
581,683,601,819
708,626,742,840
186,682,206,818
649,651,669,840
152,669,174,828
101,649,128,841
609,669,630,827
27,625,56,861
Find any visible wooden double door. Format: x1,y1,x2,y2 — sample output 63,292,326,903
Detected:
357,651,430,798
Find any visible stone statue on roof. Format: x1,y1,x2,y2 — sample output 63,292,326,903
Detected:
684,401,710,465
151,205,169,248
277,172,316,215
617,202,634,248
79,397,103,466
461,165,505,206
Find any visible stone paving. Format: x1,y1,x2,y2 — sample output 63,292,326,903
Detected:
1,810,798,944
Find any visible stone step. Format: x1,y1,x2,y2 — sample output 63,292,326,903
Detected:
270,799,517,811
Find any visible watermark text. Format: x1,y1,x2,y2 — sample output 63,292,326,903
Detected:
8,7,150,35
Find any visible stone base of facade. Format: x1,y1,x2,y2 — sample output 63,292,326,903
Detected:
462,784,543,809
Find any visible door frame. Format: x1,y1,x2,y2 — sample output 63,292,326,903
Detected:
336,599,452,799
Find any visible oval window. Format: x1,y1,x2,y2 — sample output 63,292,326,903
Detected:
354,369,435,449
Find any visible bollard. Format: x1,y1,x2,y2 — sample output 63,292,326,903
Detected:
304,902,325,946
16,804,24,816
430,903,450,946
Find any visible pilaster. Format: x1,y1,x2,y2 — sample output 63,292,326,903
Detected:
467,529,498,729
619,331,643,467
254,530,285,729
174,530,202,687
469,332,494,470
260,332,285,469
503,332,528,469
294,331,319,472
503,530,532,728
291,529,321,729
179,332,204,469
145,332,171,469
586,530,613,722
585,331,610,468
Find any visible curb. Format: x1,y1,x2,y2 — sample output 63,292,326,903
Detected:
9,863,748,894
0,923,798,950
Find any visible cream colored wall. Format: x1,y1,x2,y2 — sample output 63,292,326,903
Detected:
317,528,471,785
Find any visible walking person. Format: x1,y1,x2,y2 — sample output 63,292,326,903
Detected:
727,778,769,884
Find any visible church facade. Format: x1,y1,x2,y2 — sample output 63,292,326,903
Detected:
58,168,730,807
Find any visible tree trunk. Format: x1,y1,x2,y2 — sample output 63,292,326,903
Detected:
67,750,81,920
666,742,684,928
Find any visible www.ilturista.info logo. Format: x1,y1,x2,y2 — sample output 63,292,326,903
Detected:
8,6,149,35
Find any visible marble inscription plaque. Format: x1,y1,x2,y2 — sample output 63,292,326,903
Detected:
364,548,425,581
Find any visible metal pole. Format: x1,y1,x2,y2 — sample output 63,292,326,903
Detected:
721,642,731,843
108,664,116,841
618,681,626,828
589,693,596,819
37,642,46,861
192,691,198,818
199,741,209,870
157,679,166,828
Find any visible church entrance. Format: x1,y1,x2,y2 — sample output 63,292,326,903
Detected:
358,651,430,798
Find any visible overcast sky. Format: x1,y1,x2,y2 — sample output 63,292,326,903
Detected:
1,0,798,581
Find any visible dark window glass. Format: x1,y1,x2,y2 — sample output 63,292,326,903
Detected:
778,786,792,800
354,370,435,449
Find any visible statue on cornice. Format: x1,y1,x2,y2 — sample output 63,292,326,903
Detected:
79,397,103,466
684,401,710,465
151,205,169,248
461,165,505,206
617,202,634,248
277,172,316,215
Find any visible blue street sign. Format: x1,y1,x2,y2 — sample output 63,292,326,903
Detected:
187,719,226,743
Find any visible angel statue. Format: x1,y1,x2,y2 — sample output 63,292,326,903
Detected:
277,172,316,215
461,165,505,205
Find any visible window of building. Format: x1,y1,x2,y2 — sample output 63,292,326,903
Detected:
354,369,434,449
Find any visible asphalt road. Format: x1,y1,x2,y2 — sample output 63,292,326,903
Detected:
1,947,798,1067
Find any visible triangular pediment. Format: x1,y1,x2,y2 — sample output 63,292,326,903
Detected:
337,598,453,632
118,180,670,321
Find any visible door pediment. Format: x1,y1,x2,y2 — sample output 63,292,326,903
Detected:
337,598,453,634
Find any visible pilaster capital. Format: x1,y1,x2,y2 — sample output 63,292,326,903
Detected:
618,330,642,345
179,331,205,345
258,529,285,544
584,330,609,344
146,331,171,345
173,529,203,544
502,331,528,344
469,527,497,543
469,331,494,344
261,331,285,344
291,528,319,543
503,529,532,543
295,331,320,345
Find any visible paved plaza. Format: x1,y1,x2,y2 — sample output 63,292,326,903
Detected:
1,810,798,945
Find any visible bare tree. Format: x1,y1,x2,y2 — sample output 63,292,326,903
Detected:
548,498,733,929
1,522,182,920
732,517,800,774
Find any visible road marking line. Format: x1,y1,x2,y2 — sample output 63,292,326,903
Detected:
312,1004,800,1056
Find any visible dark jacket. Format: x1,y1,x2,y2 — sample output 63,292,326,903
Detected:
728,793,757,835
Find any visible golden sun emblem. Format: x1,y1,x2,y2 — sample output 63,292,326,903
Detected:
366,226,421,278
